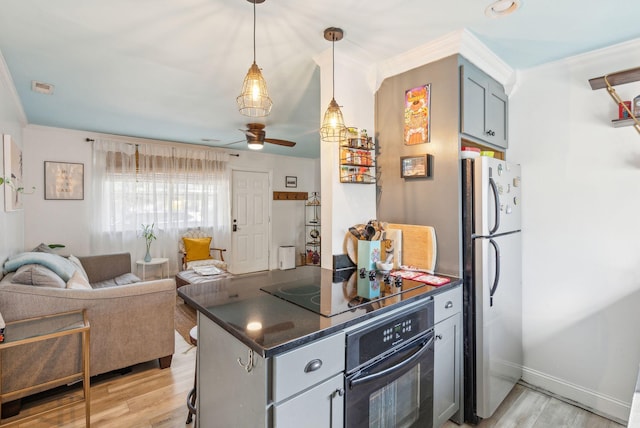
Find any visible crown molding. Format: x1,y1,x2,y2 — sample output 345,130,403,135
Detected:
373,28,516,93
0,49,28,127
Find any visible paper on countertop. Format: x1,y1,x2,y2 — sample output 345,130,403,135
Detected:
390,270,450,286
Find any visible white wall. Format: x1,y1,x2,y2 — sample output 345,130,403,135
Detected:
509,38,640,422
0,50,27,263
22,125,319,272
317,48,377,268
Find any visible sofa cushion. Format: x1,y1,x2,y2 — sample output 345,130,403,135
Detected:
183,237,212,262
114,273,141,285
66,270,92,289
4,252,77,282
11,264,66,288
68,254,90,281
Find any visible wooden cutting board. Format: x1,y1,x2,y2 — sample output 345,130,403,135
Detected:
387,223,437,272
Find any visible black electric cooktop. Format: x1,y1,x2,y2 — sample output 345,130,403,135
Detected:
260,269,435,318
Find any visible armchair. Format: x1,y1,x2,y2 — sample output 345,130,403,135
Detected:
178,229,227,271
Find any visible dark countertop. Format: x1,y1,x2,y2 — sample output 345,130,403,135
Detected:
178,266,461,358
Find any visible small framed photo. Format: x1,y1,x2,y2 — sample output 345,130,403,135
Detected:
285,176,297,188
45,161,84,200
400,154,431,178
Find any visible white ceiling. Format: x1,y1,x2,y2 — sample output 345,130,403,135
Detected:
1,0,639,158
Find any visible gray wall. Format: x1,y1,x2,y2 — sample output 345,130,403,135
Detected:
376,55,461,276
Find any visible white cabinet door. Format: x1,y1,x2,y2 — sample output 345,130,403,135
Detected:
273,373,344,428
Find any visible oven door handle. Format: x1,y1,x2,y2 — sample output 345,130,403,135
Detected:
349,335,434,389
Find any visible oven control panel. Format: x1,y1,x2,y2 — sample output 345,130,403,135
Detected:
346,299,434,372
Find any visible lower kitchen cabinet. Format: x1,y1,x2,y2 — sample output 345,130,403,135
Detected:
197,313,345,428
273,373,344,428
433,285,463,428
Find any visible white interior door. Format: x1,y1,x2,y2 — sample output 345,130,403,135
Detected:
231,170,270,274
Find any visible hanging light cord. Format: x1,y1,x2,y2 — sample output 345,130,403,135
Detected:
252,0,257,63
331,35,335,99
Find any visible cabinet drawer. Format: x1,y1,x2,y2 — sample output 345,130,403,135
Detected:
272,332,345,403
434,286,462,324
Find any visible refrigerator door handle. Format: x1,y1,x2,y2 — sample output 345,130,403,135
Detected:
489,238,500,307
489,177,500,235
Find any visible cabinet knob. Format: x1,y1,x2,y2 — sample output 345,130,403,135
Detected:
435,334,443,341
486,129,495,136
445,301,453,309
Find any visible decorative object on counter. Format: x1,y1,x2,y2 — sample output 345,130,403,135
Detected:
404,83,431,145
400,154,431,178
44,161,84,200
320,27,347,143
285,175,297,188
140,223,157,262
357,239,380,272
236,0,272,117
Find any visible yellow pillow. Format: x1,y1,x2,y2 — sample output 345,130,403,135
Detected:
183,237,213,263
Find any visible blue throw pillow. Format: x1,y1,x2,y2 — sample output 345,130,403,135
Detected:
4,252,77,282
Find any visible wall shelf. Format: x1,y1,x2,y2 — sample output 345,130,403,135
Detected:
589,66,640,134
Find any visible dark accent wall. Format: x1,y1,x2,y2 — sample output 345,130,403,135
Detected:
375,55,461,276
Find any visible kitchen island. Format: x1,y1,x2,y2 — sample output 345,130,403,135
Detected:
178,266,463,427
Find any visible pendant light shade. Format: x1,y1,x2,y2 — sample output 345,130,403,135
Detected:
237,0,272,117
320,27,347,143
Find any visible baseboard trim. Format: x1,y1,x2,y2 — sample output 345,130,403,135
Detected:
521,366,629,424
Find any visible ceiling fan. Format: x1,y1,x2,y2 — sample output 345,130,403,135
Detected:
238,123,296,150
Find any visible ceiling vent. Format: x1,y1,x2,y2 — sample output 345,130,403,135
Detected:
31,80,55,95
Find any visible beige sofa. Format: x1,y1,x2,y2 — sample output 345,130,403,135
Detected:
0,252,175,407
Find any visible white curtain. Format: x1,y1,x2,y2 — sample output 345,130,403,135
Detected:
91,139,231,273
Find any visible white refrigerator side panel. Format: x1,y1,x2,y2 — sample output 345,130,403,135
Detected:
473,157,522,236
474,232,523,419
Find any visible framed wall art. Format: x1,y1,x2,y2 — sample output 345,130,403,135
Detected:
285,176,297,188
44,161,84,200
3,134,24,211
400,154,432,178
404,84,431,145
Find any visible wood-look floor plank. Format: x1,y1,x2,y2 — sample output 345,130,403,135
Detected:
3,329,625,428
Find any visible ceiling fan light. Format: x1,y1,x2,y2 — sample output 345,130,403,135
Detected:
247,140,264,150
237,62,272,117
320,98,347,143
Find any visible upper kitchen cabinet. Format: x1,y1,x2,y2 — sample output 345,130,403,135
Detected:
460,58,508,150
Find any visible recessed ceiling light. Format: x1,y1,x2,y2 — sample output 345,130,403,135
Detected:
485,0,521,18
31,80,54,95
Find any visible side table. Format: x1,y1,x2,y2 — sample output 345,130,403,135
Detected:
136,257,169,281
0,309,90,427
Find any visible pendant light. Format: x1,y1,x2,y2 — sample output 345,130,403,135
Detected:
320,27,347,143
237,0,272,117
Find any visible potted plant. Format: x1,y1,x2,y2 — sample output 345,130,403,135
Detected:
140,223,157,262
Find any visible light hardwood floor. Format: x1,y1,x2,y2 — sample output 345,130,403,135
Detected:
2,331,625,428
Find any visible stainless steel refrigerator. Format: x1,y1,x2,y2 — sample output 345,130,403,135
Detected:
461,156,523,423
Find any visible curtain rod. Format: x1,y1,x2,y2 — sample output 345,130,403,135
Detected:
86,137,240,156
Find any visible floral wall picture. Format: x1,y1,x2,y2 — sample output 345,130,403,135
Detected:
3,134,24,211
404,84,431,145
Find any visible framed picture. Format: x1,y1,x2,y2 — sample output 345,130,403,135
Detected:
400,154,431,178
44,161,84,200
285,176,297,188
404,84,431,145
3,134,23,211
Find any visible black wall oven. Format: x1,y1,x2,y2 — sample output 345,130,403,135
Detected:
344,299,435,428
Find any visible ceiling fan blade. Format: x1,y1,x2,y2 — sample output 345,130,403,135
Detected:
221,139,244,146
264,138,296,147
